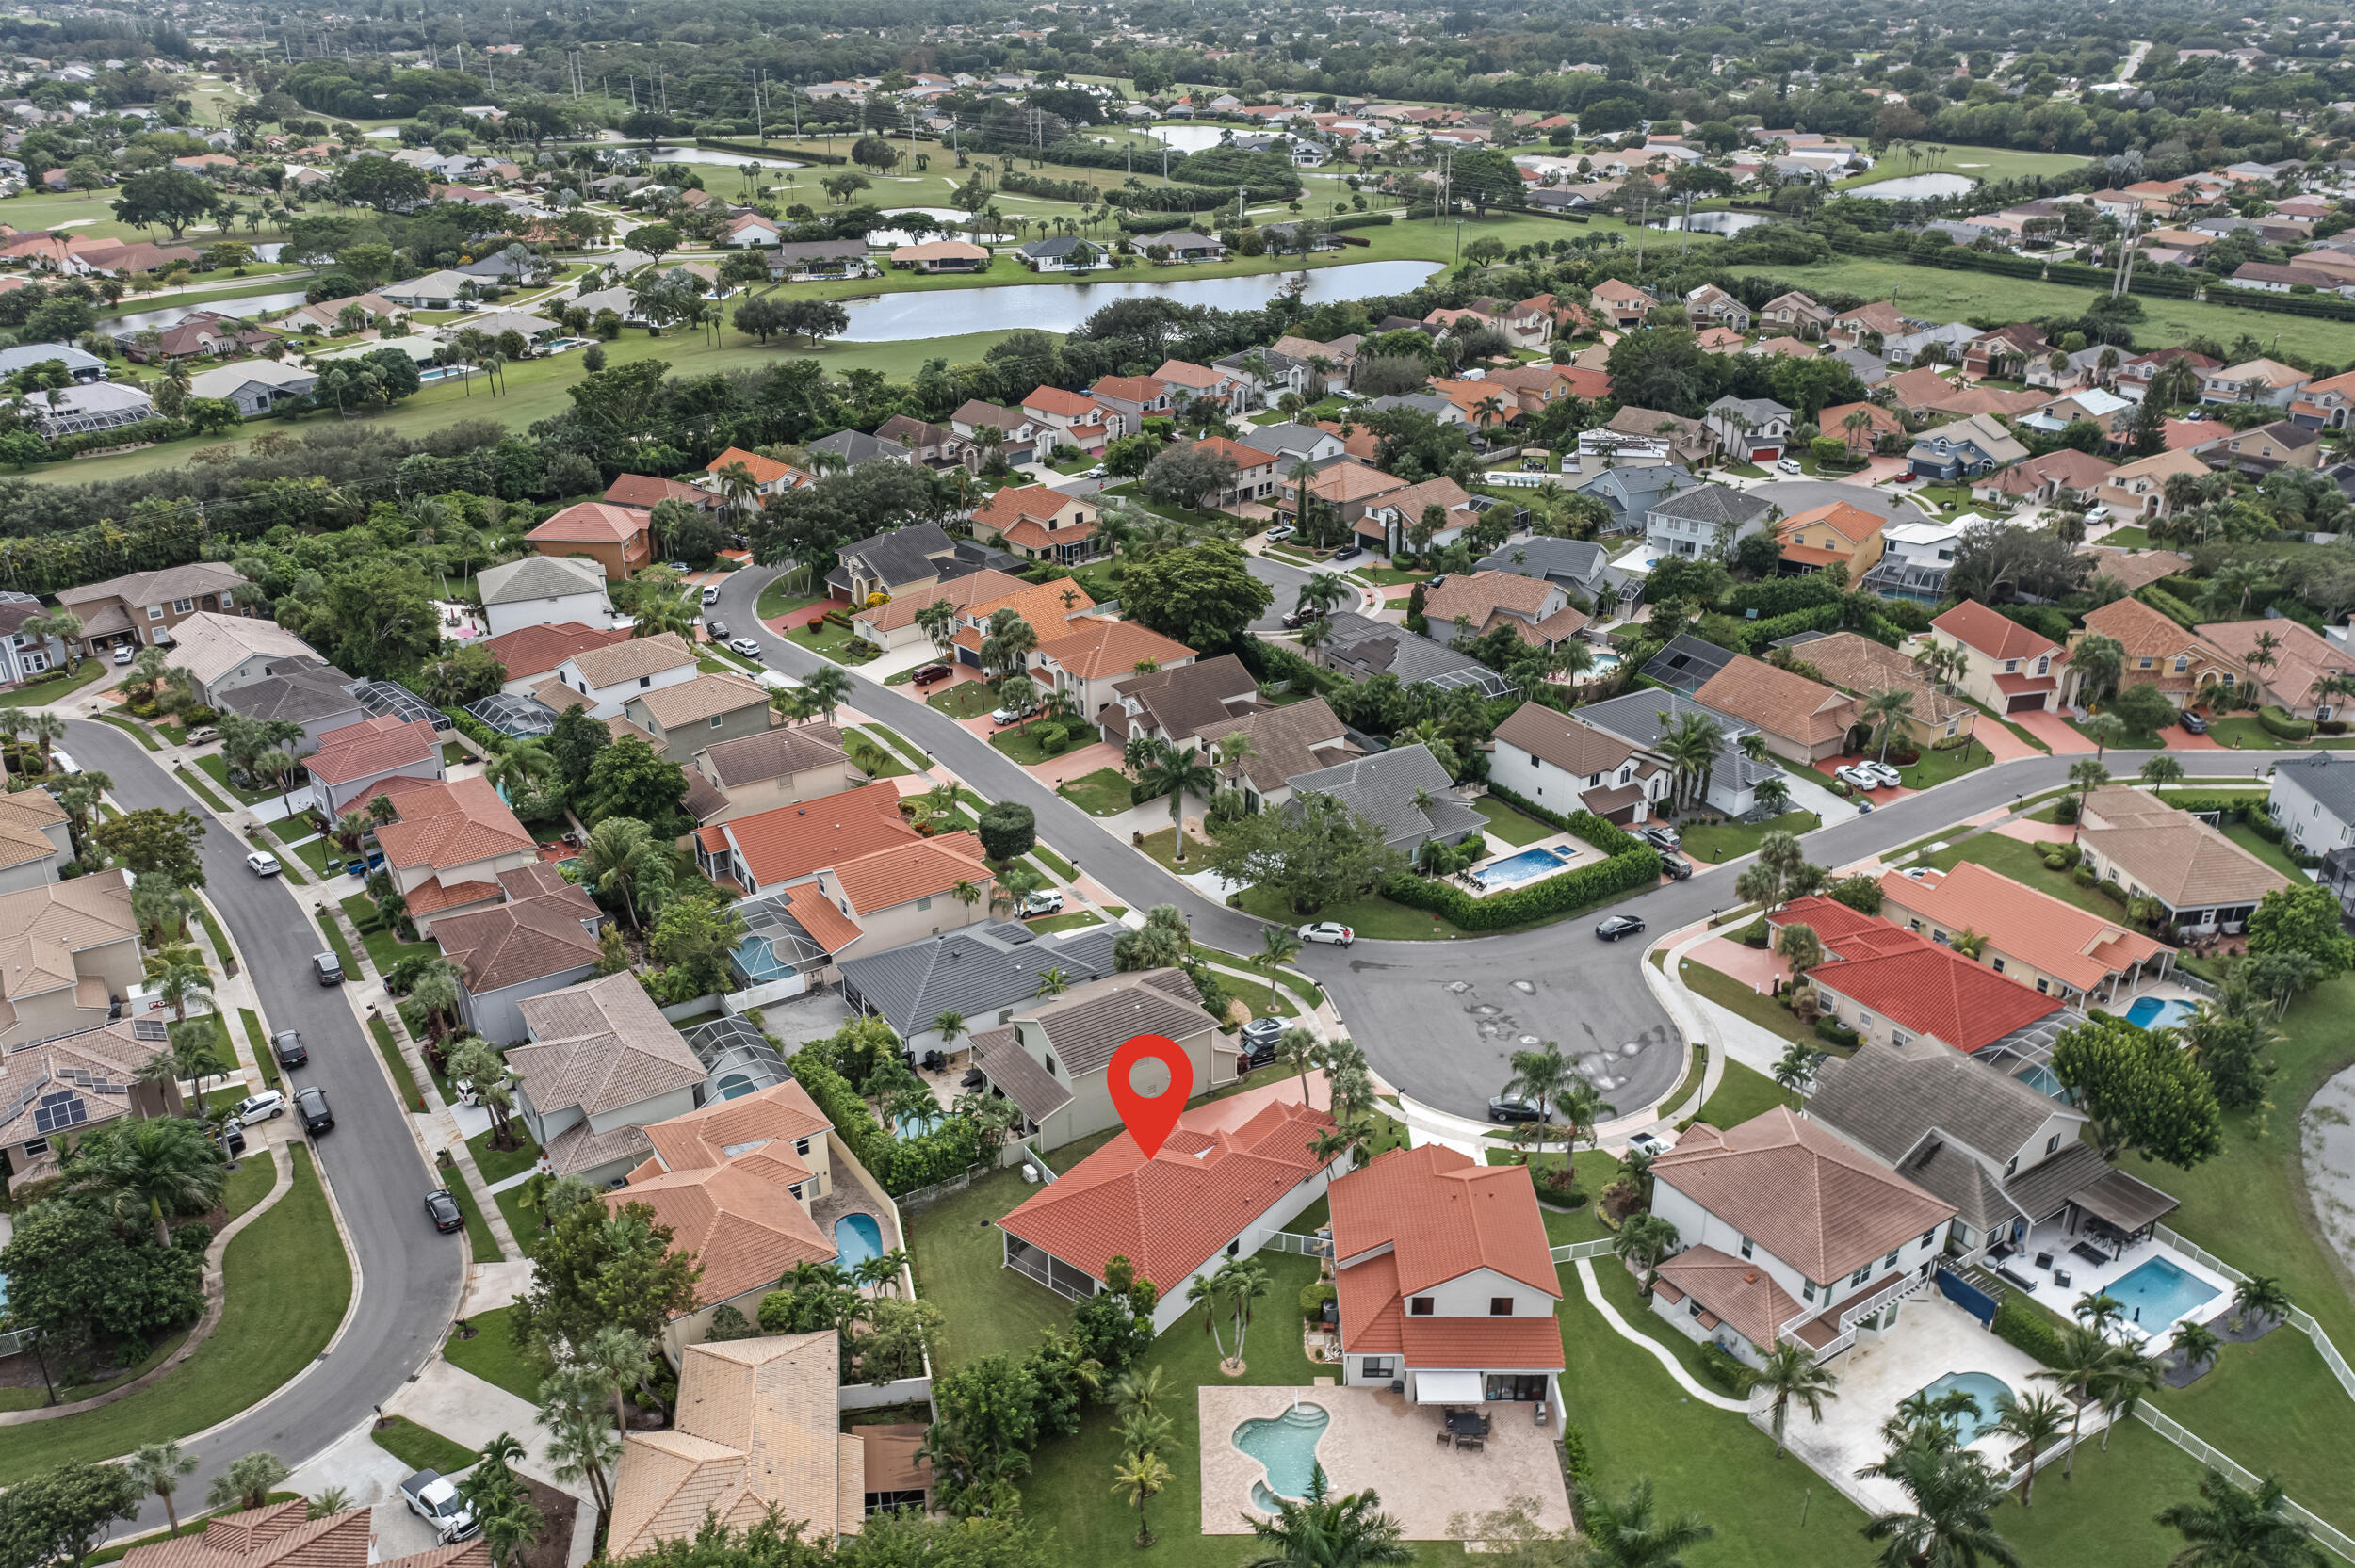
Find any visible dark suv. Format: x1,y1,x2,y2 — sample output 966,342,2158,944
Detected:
271,1030,307,1067
296,1086,334,1135
313,952,345,986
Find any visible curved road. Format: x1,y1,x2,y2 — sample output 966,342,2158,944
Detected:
61,718,465,1528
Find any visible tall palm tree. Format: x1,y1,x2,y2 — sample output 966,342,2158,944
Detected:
536,1366,620,1516
1241,1466,1414,1568
1989,1390,2070,1508
1861,686,1917,766
2034,1322,2119,1481
1502,1039,1576,1161
1615,1213,1681,1298
578,1324,659,1433
1186,1269,1235,1364
1755,1343,1840,1458
68,1117,226,1246
484,740,555,802
1859,1446,2021,1568
2155,1468,2329,1568
2233,1275,2293,1333
629,581,698,640
142,951,216,1025
1277,1026,1323,1105
1137,739,1218,865
128,1441,201,1534
797,665,852,727
582,816,668,929
1112,1448,1174,1547
1574,1478,1714,1568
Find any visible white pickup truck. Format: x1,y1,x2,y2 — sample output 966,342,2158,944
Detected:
400,1469,480,1543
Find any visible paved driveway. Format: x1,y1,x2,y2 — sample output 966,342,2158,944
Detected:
2008,709,2094,753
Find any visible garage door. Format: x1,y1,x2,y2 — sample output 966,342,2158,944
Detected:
2006,694,2047,713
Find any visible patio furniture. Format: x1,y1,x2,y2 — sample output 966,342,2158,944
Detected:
2054,1269,2071,1290
1435,1428,1454,1446
1996,1263,2040,1293
1988,1244,2016,1265
2035,1252,2055,1269
2071,1241,2111,1269
1454,1435,1485,1453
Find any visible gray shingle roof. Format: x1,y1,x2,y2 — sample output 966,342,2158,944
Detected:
969,1024,1072,1121
807,428,912,465
1236,422,1337,461
828,522,959,592
215,660,361,725
2274,752,2355,826
1574,688,1781,792
1646,483,1771,527
1474,536,1610,587
837,922,1119,1039
479,554,608,606
1026,968,1207,1076
1284,742,1486,849
1809,1043,2070,1175
1319,611,1515,696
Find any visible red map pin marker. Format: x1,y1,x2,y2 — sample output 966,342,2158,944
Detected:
1108,1032,1193,1158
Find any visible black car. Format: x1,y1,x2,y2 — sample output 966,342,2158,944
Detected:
2179,709,2211,735
425,1188,464,1234
1659,855,1693,882
1281,605,1325,629
1239,1017,1286,1066
1487,1094,1548,1124
1331,544,1364,562
706,620,729,639
271,1029,307,1067
296,1085,334,1134
1595,913,1647,942
313,951,345,986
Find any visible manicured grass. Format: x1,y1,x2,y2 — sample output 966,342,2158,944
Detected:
1023,911,1104,936
468,1124,542,1187
1231,879,1476,941
367,1014,427,1108
926,680,998,719
1676,810,1823,865
1030,839,1080,881
492,1180,543,1258
1690,1059,1793,1130
1484,1147,1619,1244
786,617,879,663
89,711,163,750
1474,795,1555,847
440,1161,501,1263
755,582,822,622
1057,767,1134,816
2066,716,2168,752
342,892,423,977
905,1162,1076,1367
2222,820,2307,880
8,660,107,706
1680,959,1815,1047
0,1146,349,1471
172,763,232,813
193,752,282,807
370,1415,481,1474
198,902,238,977
441,742,473,767
1889,736,1999,791
442,1305,557,1402
2200,715,2355,751
990,723,1096,767
240,1007,277,1091
841,725,913,778
2098,525,2154,548
1191,943,1326,1012
1923,831,2129,919
860,719,932,772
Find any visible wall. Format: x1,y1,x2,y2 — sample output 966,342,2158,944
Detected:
320,753,444,818
1492,737,1662,822
484,589,611,639
464,964,601,1046
1145,1160,1341,1336
0,844,63,894
1028,1021,1223,1153
694,759,859,826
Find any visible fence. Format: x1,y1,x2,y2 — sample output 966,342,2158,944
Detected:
1256,1228,1330,1258
1551,1237,1616,1263
893,1161,993,1213
2153,1223,2355,1404
2135,1404,2355,1564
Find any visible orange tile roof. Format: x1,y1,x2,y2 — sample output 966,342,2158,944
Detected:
1022,385,1103,419
528,502,649,546
829,832,987,915
1001,516,1098,551
1152,359,1225,389
705,446,805,487
615,1088,834,1312
1651,1245,1806,1350
1932,598,2060,662
2082,595,2202,660
1091,374,1167,403
401,876,501,917
1329,1141,1563,1298
718,780,918,889
303,715,440,786
479,621,629,681
1878,861,2171,994
1802,917,2067,1051
783,883,864,952
604,474,714,510
971,482,1078,537
1306,463,1408,503
1190,434,1276,470
1035,619,1194,680
372,776,533,873
1776,500,1886,547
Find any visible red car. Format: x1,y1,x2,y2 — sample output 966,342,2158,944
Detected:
912,664,954,687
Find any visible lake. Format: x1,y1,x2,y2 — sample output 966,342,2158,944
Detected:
1145,124,1228,154
111,288,312,332
644,144,808,171
1853,172,1979,200
838,259,1441,342
1650,211,1776,234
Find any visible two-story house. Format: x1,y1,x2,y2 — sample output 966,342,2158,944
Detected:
1761,290,1837,338
2068,597,2241,711
874,414,979,472
2273,752,2355,860
1420,570,1590,652
511,971,710,1184
619,671,775,763
481,623,631,698
682,723,857,832
1907,413,2027,480
969,967,1234,1154
1021,386,1121,457
0,593,67,690
1777,501,1887,580
298,715,445,818
1186,435,1284,509
1683,283,1753,333
1153,358,1256,413
1086,374,1174,431
1576,687,1783,817
1704,395,1794,463
1926,599,2063,714
967,484,1103,565
1237,420,1346,469
0,1013,183,1195
437,863,608,1043
1031,619,1196,719
1489,703,1668,824
1357,477,1483,558
0,872,142,1049
525,501,654,582
2196,419,2324,477
477,555,612,639
854,572,1095,656
1590,277,1659,329
161,614,323,709
2201,357,2311,407
1781,630,1974,751
1862,519,1965,603
1644,483,1772,560
1095,653,1264,751
1648,1107,1956,1369
2197,617,2355,720
370,774,541,934
2097,448,2210,521
534,632,699,719
950,399,1041,462
57,562,252,659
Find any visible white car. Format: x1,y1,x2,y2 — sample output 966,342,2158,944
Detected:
1835,764,1882,791
1298,921,1355,947
727,637,763,657
1263,525,1295,543
989,704,1031,725
1861,760,1905,788
700,585,721,606
48,749,77,776
1018,890,1064,917
245,850,282,877
1777,457,1804,475
235,1091,288,1125
1626,1129,1675,1160
111,646,134,665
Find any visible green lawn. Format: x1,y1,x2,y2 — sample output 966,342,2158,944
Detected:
926,681,999,719
442,1305,557,1402
2099,526,2155,548
841,725,913,778
1677,811,1823,865
341,893,426,977
1231,880,1477,941
904,1163,1075,1368
193,752,282,807
993,723,1101,768
493,1180,543,1258
441,1161,501,1263
1923,831,2130,919
172,763,233,813
0,1147,349,1471
786,617,879,664
467,1125,542,1187
1484,1147,1620,1244
755,583,823,622
1024,911,1105,936
2222,821,2306,880
1690,1059,1795,1130
1030,840,1080,881
1889,736,2000,791
240,1007,277,1091
2203,716,2355,752
367,1014,426,1108
370,1415,481,1474
859,719,931,771
270,814,340,877
8,660,107,706
1057,767,1133,816
1679,959,1815,1048
1474,795,1556,847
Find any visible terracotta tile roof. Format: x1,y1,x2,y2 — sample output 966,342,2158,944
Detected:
1789,632,1968,727
512,971,704,1118
434,871,604,994
705,446,807,487
1651,1107,1956,1283
1804,920,2067,1050
528,501,650,546
971,483,1078,538
829,832,988,916
1816,400,1903,445
604,474,714,510
2078,548,2189,593
614,1083,836,1311
0,787,64,872
567,631,696,689
1692,655,1856,747
374,776,532,873
718,780,919,889
401,877,502,918
1090,375,1167,403
2196,617,2355,710
544,1117,656,1176
1651,1245,1806,1350
1778,500,1885,547
1022,385,1104,419
1035,619,1194,681
628,671,771,730
1001,515,1099,551
698,723,848,787
784,883,864,953
480,621,629,681
1932,599,2060,662
1330,1141,1564,1300
122,1507,489,1568
1305,463,1408,504
999,1077,1337,1292
1189,434,1277,470
163,612,318,692
1152,359,1225,389
1877,862,2171,995
851,570,1091,634
2082,595,2202,660
303,714,441,786
1421,568,1556,626
0,870,136,1006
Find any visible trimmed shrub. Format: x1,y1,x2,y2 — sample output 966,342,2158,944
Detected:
1993,1293,2065,1366
2137,585,2203,630
2260,705,2315,741
1697,1342,1755,1394
1300,1281,1336,1325
1384,809,1660,930
2071,863,2099,886
786,1048,982,1194
1813,1017,1860,1048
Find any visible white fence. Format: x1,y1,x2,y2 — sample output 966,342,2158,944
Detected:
1256,1229,1330,1258
839,1373,934,1413
1551,1238,1616,1263
2136,1404,2355,1564
2153,1223,2355,1405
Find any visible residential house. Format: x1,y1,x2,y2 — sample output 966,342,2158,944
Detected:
1420,570,1590,650
1284,461,1409,533
1972,448,2116,509
701,447,807,500
2068,598,2241,711
1885,369,2044,423
55,562,250,658
2098,448,2211,520
683,724,856,831
510,971,707,1183
2075,785,2291,931
1472,536,1623,608
1136,231,1226,264
1032,620,1196,718
967,484,1103,565
1153,358,1254,413
1640,634,1740,697
1862,519,1967,603
2201,358,2311,407
1777,501,1887,580
0,872,143,1051
477,554,611,638
298,714,444,818
1691,652,1859,764
890,240,990,272
827,522,975,604
380,269,478,309
971,967,1235,1155
2197,419,2324,476
1237,421,1345,469
620,671,776,763
18,381,153,442
2021,388,2136,444
1596,406,1712,467
1192,699,1365,816
1645,483,1773,560
1021,386,1119,457
0,593,65,689
372,775,540,934
115,1502,488,1568
2272,752,2355,859
1907,413,2028,480
1085,375,1174,431
874,414,978,472
1648,1107,1955,1369
1761,290,1837,338
1817,400,1904,457
1095,653,1262,750
1926,600,2064,714
805,428,912,469
1590,278,1659,329
948,400,1039,463
1573,463,1694,542
2290,368,2355,430
1281,744,1487,853
1780,630,1974,750
1185,435,1283,510
851,569,1089,654
1,1012,186,1192
438,863,608,1043
763,239,873,280
1489,704,1667,824
2197,618,2355,719
718,212,783,248
212,659,364,747
0,785,66,894
1016,235,1106,272
1960,324,2052,381
1357,477,1484,557
1316,611,1515,698
1684,283,1753,333
1576,688,1785,817
481,623,630,697
533,632,698,720
1704,395,1794,462
186,360,316,417
997,1075,1339,1333
1830,300,1915,351
525,501,654,582
1878,861,2173,1008
160,613,320,708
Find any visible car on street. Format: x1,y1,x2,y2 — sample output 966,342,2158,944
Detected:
236,1091,287,1125
1777,457,1804,474
1239,1017,1286,1065
1281,605,1325,629
48,750,77,776
1595,913,1647,942
245,850,282,877
1298,921,1354,946
1626,1129,1675,1159
313,951,345,986
1085,465,1107,478
912,664,953,687
706,620,729,639
296,1085,333,1134
1263,525,1295,543
400,1471,479,1544
2179,709,2210,735
425,1189,464,1234
1640,825,1680,850
728,637,763,657
271,1030,307,1068
1487,1093,1549,1124
700,585,721,606
1017,889,1064,917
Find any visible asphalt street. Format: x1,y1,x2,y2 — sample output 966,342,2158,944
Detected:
61,719,465,1526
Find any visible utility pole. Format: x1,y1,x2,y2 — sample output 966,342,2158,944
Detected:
1433,145,1452,224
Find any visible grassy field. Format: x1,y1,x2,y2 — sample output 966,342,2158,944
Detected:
443,1306,556,1403
1691,1059,1795,1130
1678,810,1823,865
1836,146,2095,190
1680,958,1814,1047
0,1147,348,1471
903,1162,1075,1368
1475,795,1556,847
1056,767,1133,816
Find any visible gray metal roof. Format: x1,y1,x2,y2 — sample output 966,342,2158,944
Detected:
837,921,1119,1039
1318,611,1515,697
1284,743,1486,850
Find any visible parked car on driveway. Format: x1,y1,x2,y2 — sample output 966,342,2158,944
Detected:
400,1471,479,1544
425,1189,464,1234
1659,854,1693,881
1263,525,1295,543
1640,825,1680,850
2179,709,2210,735
1626,1129,1675,1159
989,703,1032,725
1240,1017,1285,1066
912,664,953,687
1331,544,1364,562
1835,764,1882,791
1594,913,1646,942
236,1091,287,1125
1298,921,1354,947
1018,889,1064,917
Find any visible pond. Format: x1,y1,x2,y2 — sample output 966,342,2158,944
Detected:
863,207,990,247
839,259,1441,342
1650,211,1776,234
110,288,312,332
1852,172,1979,201
643,143,808,171
1145,124,1228,154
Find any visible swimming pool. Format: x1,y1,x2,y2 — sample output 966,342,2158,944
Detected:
1913,1370,2012,1445
1235,1404,1330,1511
895,1110,942,1139
1471,844,1578,889
2106,1255,2221,1330
2124,996,2199,1031
834,1213,885,1269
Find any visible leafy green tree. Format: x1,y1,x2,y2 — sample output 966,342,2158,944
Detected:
109,170,219,240
544,704,609,801
512,1200,702,1359
0,1198,203,1370
92,808,208,886
0,1463,143,1567
337,155,431,211
581,738,690,832
66,1117,226,1247
976,802,1035,862
1119,540,1273,655
2107,680,2178,740
1202,791,1406,913
647,897,751,995
2247,883,2355,980
2052,1014,2222,1168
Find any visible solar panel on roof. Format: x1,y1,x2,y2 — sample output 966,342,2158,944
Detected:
32,1091,86,1134
133,1019,167,1041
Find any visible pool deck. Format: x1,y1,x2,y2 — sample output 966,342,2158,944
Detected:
813,1183,902,1291
1466,832,1604,895
2006,1220,2234,1345
1199,1384,1573,1541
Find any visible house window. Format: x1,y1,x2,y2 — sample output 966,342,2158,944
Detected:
794,1137,810,1156
1848,1266,1871,1287
2175,656,2189,672
172,598,192,614
1883,1249,1901,1269
1362,1358,1395,1380
788,1182,803,1200
1686,1299,1703,1318
2037,978,2050,994
639,675,652,687
2139,657,2153,669
22,1137,47,1158
917,897,933,912
2036,655,2051,676
1920,1228,1940,1249
2046,1134,2060,1155
710,715,723,728
1489,1298,1515,1317
1990,958,2006,974
1409,1297,1435,1317
147,605,164,620
1801,1280,1817,1303
1043,1055,1057,1076
1891,1032,1911,1048
1739,1235,1753,1260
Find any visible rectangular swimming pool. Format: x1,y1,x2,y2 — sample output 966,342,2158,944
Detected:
2106,1255,2220,1330
1471,845,1577,889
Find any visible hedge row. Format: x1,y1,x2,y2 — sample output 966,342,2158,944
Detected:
2205,286,2355,322
1992,1292,2065,1366
1383,802,1660,930
2261,704,2315,740
442,706,507,755
787,1047,983,1195
2136,584,2202,630
1327,212,1396,232
1729,574,1843,620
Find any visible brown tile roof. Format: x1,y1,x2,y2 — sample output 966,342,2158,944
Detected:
122,1506,490,1568
0,870,135,1006
970,482,1077,537
628,671,771,730
568,632,697,689
0,786,64,872
434,871,604,994
2082,595,2202,661
1305,463,1408,504
1651,1245,1805,1350
1932,599,2060,662
604,474,714,510
2078,788,2292,910
0,1015,162,1155
373,776,532,873
1191,696,1356,791
697,722,847,788
2195,617,2355,711
851,570,1090,634
614,1082,835,1311
1330,1141,1563,1298
2078,548,2190,593
829,832,989,915
1693,655,1856,747
1790,632,1968,727
1651,1107,1956,1283
1035,619,1194,681
303,714,440,786
1015,968,1207,1078
1492,703,1644,778
528,501,651,546
1108,653,1261,742
400,877,502,918
512,972,704,1118
480,621,629,681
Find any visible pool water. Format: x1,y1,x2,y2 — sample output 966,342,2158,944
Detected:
1472,844,1577,888
2106,1255,2220,1329
833,1212,885,1269
896,1110,942,1139
1914,1370,2011,1445
1235,1404,1330,1510
2124,997,2199,1031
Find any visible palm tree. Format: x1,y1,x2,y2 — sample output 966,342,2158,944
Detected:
1574,1478,1714,1568
2034,1322,2119,1480
1860,1446,2021,1568
933,1010,967,1057
2141,753,2186,794
1990,1390,2070,1508
2232,1275,2292,1333
797,665,852,726
1755,1343,1839,1458
207,1453,290,1513
579,1324,659,1433
1502,1039,1576,1160
407,962,462,1040
582,816,668,929
1137,738,1218,865
1112,1448,1174,1547
1240,1466,1414,1568
128,1441,201,1534
1772,1042,1824,1104
1296,573,1351,617
484,740,555,801
2170,1318,2222,1376
1256,923,1303,991
1033,964,1074,1000
69,1117,227,1245
1278,1026,1323,1105
2069,756,2112,840
1861,686,1917,766
536,1366,621,1515
2155,1468,2329,1568
1615,1212,1680,1297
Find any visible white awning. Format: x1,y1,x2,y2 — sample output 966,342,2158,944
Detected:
1413,1370,1485,1405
